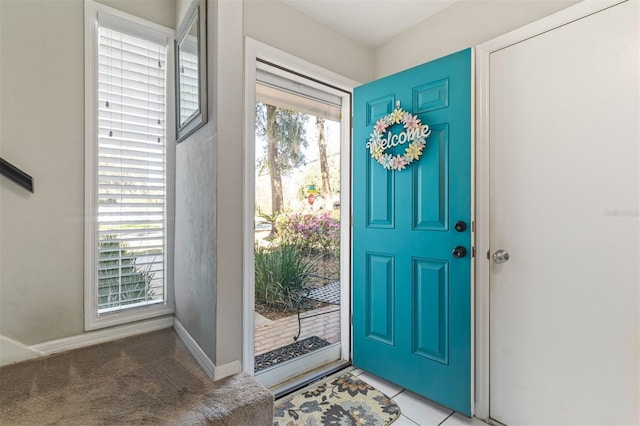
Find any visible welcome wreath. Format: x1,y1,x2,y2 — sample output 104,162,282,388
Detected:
365,102,431,171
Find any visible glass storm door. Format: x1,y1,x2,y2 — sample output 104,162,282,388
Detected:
252,63,349,389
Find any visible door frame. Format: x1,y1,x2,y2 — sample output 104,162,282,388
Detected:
474,0,626,420
242,38,358,383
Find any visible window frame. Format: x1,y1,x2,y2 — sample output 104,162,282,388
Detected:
84,0,175,331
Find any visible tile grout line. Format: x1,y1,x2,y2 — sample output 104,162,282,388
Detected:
438,412,456,426
390,388,405,399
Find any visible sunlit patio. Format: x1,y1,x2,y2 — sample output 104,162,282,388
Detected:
255,305,340,356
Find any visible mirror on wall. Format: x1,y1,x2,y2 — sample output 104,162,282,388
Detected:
175,0,207,143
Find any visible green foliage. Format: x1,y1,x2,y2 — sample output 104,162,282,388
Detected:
98,236,155,310
255,102,309,176
297,154,341,200
256,209,280,230
254,244,317,310
277,212,340,256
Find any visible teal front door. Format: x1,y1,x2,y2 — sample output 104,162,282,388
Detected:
352,49,472,415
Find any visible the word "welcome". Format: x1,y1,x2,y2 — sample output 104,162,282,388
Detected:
372,124,431,151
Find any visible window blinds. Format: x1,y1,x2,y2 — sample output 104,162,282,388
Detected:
256,68,342,121
97,26,167,313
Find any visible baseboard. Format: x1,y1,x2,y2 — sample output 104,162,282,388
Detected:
30,316,174,357
14,315,239,382
214,359,242,381
0,335,44,366
173,319,216,379
172,319,242,381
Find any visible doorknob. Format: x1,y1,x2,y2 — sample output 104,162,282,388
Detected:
452,246,467,258
492,249,510,263
454,221,467,232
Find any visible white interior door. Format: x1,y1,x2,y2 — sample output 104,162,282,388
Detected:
488,2,639,424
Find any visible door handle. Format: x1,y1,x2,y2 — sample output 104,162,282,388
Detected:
492,249,510,263
452,246,467,258
454,221,467,232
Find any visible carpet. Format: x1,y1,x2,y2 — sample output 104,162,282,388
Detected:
274,372,401,425
0,329,274,425
255,336,329,372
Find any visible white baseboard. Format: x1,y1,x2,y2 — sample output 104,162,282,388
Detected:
30,316,174,356
172,319,242,381
0,335,44,366
173,318,216,379
214,359,242,381
5,316,241,383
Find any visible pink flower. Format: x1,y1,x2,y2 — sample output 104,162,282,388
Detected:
374,118,389,134
403,114,421,130
393,155,408,171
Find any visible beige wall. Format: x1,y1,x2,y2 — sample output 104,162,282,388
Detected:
1,0,583,366
97,0,176,27
244,0,374,84
0,0,175,347
176,0,190,26
0,0,85,345
374,0,580,78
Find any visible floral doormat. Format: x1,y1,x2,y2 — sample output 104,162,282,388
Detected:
274,372,400,425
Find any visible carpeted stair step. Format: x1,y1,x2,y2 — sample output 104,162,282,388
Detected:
0,329,274,425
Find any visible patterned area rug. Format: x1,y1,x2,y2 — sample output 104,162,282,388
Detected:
274,372,400,425
254,336,329,372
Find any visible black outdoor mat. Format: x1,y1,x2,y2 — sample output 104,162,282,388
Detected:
254,336,330,372
307,281,341,305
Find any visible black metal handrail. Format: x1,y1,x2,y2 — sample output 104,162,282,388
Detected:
0,157,34,193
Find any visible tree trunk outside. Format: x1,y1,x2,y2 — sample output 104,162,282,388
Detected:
316,117,333,210
267,105,284,215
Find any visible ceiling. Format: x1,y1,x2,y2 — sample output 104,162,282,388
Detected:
282,0,459,48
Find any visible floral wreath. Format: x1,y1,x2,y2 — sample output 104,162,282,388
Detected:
365,101,431,171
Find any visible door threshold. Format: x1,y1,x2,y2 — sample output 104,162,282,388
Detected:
271,360,350,399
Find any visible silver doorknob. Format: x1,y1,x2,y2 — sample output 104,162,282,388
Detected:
492,249,510,263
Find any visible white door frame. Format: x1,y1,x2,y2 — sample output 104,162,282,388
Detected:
473,0,627,420
242,38,358,379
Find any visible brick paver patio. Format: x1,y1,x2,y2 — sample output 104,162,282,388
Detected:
255,305,341,356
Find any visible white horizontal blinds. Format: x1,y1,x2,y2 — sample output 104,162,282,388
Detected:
97,26,167,313
179,37,199,126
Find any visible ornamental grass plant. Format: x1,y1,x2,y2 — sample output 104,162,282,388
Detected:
254,244,318,311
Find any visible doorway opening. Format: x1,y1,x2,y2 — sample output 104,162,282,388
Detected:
254,68,342,370
243,46,353,391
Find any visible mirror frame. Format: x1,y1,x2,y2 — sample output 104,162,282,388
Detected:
175,0,207,143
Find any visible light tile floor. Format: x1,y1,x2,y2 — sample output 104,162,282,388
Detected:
261,308,487,425
351,368,489,426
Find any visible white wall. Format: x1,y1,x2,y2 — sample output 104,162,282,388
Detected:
374,0,580,78
244,0,374,84
0,0,175,347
